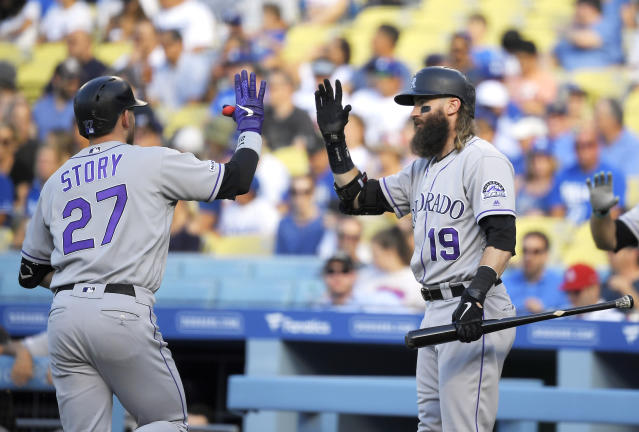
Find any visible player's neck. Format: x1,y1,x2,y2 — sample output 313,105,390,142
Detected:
90,132,127,146
434,137,457,162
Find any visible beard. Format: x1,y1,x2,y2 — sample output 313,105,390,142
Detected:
410,108,451,159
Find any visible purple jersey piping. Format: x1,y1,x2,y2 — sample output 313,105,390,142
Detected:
69,144,128,159
382,177,403,217
419,156,458,283
21,250,50,263
475,208,516,222
475,330,486,431
207,162,223,201
147,305,187,426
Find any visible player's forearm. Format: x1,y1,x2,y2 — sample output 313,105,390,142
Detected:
590,213,617,251
334,167,361,188
478,246,512,278
40,271,54,289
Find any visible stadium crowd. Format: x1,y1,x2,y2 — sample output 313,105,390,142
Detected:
1,0,639,319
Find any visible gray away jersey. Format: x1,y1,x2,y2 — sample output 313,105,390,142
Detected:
380,136,516,286
21,140,228,292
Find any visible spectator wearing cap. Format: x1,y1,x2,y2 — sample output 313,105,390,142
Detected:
506,40,558,116
152,0,217,52
350,58,412,146
509,116,548,177
549,125,625,225
554,0,623,70
134,105,164,147
447,32,483,84
353,226,423,312
293,57,338,120
262,68,316,150
32,59,80,141
502,231,565,314
275,174,325,255
0,0,41,51
561,263,624,321
353,24,411,91
516,142,557,216
217,177,280,240
146,29,211,110
594,97,639,177
39,0,93,42
475,79,520,161
545,101,577,170
475,106,498,143
316,252,403,312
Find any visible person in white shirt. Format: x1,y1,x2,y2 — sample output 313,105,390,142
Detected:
0,0,41,51
39,0,93,42
153,0,217,52
560,263,625,321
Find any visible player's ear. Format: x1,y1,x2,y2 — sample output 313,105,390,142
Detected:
446,98,462,116
121,110,130,129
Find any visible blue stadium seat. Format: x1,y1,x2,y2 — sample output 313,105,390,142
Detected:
291,279,326,308
216,278,293,308
252,256,323,280
156,278,217,307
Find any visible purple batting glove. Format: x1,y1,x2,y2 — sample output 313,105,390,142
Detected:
232,70,266,134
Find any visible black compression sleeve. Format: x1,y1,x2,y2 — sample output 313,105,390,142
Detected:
216,148,259,200
615,219,638,251
478,215,516,255
324,134,355,174
18,258,54,289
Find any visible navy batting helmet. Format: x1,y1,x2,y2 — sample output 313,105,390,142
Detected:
394,67,475,116
74,76,147,139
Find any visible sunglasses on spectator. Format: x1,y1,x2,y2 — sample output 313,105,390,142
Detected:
575,140,597,149
290,188,313,196
324,267,351,275
522,247,545,255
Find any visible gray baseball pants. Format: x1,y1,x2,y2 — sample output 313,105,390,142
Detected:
47,284,188,432
416,283,516,432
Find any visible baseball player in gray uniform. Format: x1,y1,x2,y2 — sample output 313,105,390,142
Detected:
18,71,266,431
588,172,639,251
315,66,517,431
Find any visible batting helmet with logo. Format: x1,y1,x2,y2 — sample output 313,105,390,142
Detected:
394,67,475,116
73,76,147,139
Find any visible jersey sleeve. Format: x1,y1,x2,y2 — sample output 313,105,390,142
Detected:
21,186,54,265
466,154,516,222
379,161,414,218
619,204,639,241
158,148,226,202
22,331,49,357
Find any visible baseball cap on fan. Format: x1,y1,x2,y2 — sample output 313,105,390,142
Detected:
372,57,403,78
561,263,599,292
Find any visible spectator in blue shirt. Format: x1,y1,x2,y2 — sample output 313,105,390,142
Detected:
502,231,566,314
0,123,14,225
516,144,557,216
549,125,625,224
545,101,576,170
554,0,623,70
275,174,325,255
32,59,80,141
594,98,639,177
146,29,211,110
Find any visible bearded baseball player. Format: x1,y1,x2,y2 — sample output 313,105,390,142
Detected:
18,71,266,431
315,66,517,431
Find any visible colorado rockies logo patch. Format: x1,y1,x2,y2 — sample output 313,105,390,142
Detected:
482,181,506,199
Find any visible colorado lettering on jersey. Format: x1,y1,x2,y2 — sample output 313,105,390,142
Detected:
61,153,123,192
412,192,465,223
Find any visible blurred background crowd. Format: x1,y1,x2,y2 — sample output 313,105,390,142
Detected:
1,0,639,319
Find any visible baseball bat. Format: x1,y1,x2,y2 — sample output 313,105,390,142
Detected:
404,295,634,349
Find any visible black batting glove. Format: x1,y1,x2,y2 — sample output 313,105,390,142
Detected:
452,291,484,343
315,79,351,140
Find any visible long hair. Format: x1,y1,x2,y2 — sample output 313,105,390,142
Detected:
454,101,477,151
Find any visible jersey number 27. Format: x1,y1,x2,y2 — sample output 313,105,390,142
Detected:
62,184,127,255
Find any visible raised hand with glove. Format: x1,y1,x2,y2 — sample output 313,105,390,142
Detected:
223,70,266,135
452,266,499,343
587,171,619,217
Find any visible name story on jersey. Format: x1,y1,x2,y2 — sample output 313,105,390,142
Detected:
60,153,123,192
